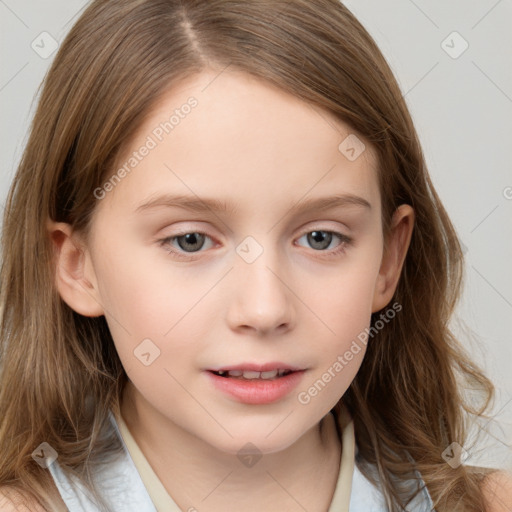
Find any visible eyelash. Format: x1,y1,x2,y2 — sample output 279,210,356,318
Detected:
158,229,353,261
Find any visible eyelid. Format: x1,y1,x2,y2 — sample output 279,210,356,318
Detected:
157,223,353,261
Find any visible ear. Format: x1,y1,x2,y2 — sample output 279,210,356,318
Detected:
372,204,414,312
47,221,104,317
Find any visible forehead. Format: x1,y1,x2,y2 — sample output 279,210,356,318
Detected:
95,69,380,219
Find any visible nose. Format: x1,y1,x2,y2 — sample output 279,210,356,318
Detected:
226,246,295,336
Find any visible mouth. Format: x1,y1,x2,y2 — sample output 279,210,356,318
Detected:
209,368,295,380
205,365,307,404
206,361,305,381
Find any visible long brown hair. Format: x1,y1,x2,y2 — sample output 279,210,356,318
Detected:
0,0,498,510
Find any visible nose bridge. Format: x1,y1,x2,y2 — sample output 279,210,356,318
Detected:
229,233,294,332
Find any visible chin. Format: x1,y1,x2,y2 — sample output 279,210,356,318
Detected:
200,425,305,457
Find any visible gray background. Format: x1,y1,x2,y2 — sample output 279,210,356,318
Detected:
1,1,511,469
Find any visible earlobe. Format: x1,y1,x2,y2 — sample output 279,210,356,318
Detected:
47,221,104,317
372,205,414,313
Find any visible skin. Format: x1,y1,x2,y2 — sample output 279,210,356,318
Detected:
49,69,414,511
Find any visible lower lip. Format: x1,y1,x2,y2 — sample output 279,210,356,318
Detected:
205,370,306,405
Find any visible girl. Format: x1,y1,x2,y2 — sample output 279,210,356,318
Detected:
0,0,510,510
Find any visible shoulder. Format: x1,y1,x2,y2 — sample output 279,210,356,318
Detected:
481,471,512,512
0,488,47,512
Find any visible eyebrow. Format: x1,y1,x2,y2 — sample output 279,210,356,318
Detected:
135,192,371,215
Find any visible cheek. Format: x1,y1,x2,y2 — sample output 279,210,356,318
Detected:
92,242,224,382
297,248,380,389
305,252,381,342
94,224,381,370
93,238,206,329
295,265,378,411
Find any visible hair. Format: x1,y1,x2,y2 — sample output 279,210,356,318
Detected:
0,0,500,510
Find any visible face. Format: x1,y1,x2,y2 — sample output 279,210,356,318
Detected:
65,69,406,455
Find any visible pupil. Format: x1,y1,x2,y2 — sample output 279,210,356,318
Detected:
178,233,204,252
309,230,331,250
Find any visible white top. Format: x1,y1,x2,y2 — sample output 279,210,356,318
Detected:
48,407,435,511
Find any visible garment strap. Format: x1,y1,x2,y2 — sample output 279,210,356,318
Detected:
348,451,435,511
47,411,157,511
48,409,435,511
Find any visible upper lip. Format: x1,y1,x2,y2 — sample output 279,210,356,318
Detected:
207,362,305,372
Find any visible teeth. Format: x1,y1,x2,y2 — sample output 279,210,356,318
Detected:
241,370,261,379
215,369,291,379
260,370,278,379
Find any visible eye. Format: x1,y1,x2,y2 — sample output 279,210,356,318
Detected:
158,228,353,261
295,230,352,258
159,231,214,259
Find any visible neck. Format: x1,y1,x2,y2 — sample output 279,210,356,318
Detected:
120,381,342,512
